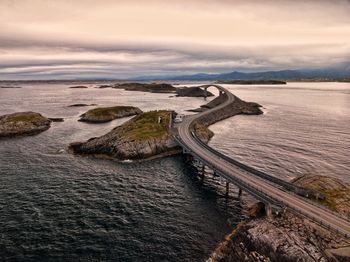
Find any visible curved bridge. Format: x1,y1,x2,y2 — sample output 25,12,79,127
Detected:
174,84,350,239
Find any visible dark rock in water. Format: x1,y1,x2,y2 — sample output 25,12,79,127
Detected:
69,85,88,88
0,112,51,137
70,110,213,160
96,85,112,89
79,106,142,123
112,83,176,93
0,86,21,88
176,86,214,97
48,117,64,122
68,103,97,107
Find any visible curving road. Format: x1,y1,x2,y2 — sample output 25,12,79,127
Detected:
176,84,350,239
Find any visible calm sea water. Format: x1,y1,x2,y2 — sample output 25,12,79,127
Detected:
0,82,349,261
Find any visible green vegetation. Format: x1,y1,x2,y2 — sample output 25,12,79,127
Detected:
309,185,349,213
6,113,44,123
118,110,170,141
294,174,350,216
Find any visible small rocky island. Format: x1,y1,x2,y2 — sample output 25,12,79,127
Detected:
0,112,51,137
176,86,214,97
69,85,88,89
208,174,350,262
107,82,177,93
79,106,142,123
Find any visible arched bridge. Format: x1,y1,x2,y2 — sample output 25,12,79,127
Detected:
174,84,350,239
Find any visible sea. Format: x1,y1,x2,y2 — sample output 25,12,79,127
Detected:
0,81,349,261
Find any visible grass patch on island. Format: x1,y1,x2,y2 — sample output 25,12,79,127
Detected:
118,110,170,141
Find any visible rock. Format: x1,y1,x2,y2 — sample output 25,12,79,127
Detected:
208,211,349,262
0,86,21,88
68,103,98,107
79,106,142,123
112,82,176,93
176,86,214,97
292,174,350,217
48,117,64,122
69,85,88,88
0,112,51,137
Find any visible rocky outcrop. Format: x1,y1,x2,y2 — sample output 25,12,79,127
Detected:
79,106,142,123
70,110,213,160
176,86,214,97
208,175,350,262
0,86,21,88
209,212,349,262
0,112,51,137
292,175,350,218
112,82,177,93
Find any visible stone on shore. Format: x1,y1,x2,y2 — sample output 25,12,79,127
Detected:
0,112,51,137
79,106,142,123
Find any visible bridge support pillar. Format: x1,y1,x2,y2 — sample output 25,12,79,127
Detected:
225,182,230,197
204,87,208,100
265,204,273,219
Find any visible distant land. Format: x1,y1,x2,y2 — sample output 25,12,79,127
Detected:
131,67,350,82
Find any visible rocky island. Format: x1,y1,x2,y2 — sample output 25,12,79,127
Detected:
176,86,214,97
79,106,142,123
0,112,51,137
110,82,177,93
208,174,350,262
69,85,88,88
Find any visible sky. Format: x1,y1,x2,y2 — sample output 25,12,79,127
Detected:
0,0,350,80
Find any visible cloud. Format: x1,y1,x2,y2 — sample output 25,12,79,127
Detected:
0,0,349,79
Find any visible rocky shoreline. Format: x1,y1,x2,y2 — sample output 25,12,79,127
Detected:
0,112,51,137
208,175,350,262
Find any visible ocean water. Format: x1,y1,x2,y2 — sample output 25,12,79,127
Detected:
0,82,349,261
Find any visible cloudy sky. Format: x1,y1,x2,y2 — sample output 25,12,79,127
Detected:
0,0,349,79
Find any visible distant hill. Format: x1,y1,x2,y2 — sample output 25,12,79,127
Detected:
132,67,350,81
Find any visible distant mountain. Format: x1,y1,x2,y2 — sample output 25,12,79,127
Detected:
132,67,350,81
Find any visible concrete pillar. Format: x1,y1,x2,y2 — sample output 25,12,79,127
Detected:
204,87,208,100
226,182,230,197
265,204,272,218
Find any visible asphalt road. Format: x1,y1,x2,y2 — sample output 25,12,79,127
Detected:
176,85,350,239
